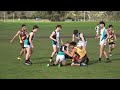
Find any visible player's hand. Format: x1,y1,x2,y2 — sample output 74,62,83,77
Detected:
10,40,13,43
95,34,99,39
75,36,80,40
31,45,34,49
54,39,57,42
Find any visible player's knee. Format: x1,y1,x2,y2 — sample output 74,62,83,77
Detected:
112,46,115,49
54,50,57,53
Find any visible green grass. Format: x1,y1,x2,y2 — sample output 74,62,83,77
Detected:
0,21,120,79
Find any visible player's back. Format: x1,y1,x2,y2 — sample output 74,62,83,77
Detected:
74,47,86,57
58,45,67,55
19,30,27,43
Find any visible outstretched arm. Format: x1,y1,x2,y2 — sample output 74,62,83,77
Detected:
10,31,20,43
64,48,76,58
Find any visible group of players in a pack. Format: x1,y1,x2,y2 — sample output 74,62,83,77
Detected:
10,21,117,66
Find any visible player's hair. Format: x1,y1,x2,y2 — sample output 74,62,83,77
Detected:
99,21,105,26
70,41,77,46
109,25,113,28
66,41,70,44
56,25,62,29
73,30,78,35
33,25,39,30
22,24,26,27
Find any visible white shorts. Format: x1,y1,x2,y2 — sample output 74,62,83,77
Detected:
77,41,87,47
24,44,32,48
100,39,106,46
56,55,66,62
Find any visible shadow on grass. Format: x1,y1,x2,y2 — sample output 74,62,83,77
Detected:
64,60,98,67
31,57,119,65
113,53,120,55
32,57,49,64
61,59,99,67
88,60,98,65
110,58,120,61
32,57,50,60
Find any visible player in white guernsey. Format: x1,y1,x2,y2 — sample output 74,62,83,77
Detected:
97,21,111,63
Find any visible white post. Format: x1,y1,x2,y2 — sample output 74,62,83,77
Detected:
13,13,14,22
4,12,5,23
84,11,85,21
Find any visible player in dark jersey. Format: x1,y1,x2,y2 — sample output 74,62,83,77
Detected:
10,24,28,60
107,25,117,56
24,25,39,65
47,42,71,67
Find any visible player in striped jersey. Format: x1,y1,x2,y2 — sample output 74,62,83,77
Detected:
107,25,117,56
47,42,71,67
24,25,39,65
10,24,28,60
49,25,63,63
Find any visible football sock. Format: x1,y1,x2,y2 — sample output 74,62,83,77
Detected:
107,58,109,60
99,58,101,61
86,57,89,64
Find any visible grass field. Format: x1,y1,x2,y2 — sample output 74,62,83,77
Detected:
0,21,120,79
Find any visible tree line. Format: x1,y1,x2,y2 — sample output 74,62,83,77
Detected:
0,11,120,21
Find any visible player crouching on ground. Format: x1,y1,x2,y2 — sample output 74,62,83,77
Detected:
47,42,71,67
69,41,89,66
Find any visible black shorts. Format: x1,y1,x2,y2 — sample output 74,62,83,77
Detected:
109,42,115,45
65,54,72,59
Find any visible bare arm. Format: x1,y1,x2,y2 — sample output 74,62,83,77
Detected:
60,39,64,45
106,29,110,41
10,31,20,43
66,48,76,57
72,34,75,41
80,33,85,42
59,34,63,45
25,31,28,38
114,34,117,41
80,33,86,51
49,31,57,42
64,50,72,57
113,30,117,41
